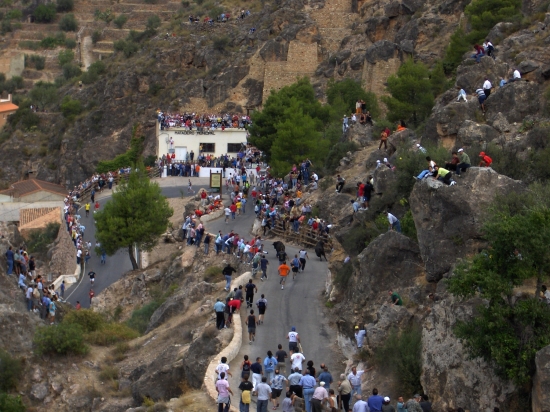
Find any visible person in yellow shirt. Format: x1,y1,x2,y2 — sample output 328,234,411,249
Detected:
236,200,242,215
85,202,90,217
296,190,302,198
278,261,291,290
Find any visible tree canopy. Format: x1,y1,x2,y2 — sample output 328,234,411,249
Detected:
94,167,173,269
29,82,58,111
447,185,550,385
381,59,434,129
326,78,381,119
248,77,330,162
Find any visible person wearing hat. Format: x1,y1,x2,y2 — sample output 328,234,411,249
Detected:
405,394,424,412
355,325,366,349
287,326,300,352
382,396,395,412
478,151,493,167
455,148,471,177
416,143,427,154
311,381,329,412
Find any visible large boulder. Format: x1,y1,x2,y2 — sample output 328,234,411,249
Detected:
485,81,543,123
409,168,525,282
373,166,397,194
422,296,516,411
365,40,399,64
533,345,550,412
456,120,500,146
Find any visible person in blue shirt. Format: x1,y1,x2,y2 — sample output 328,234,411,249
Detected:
263,351,278,385
5,246,14,275
298,370,317,412
317,365,333,389
367,388,384,411
213,298,226,329
18,273,26,291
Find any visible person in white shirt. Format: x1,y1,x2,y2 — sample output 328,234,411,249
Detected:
456,87,467,102
215,357,232,380
513,69,521,79
290,351,305,371
354,326,366,349
542,285,550,304
287,327,300,352
387,212,401,233
348,367,365,400
482,78,492,97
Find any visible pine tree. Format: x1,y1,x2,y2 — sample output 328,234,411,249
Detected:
94,166,173,269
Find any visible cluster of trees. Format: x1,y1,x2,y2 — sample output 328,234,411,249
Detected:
448,185,550,386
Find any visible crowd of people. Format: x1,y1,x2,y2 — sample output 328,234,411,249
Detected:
188,8,251,25
157,111,252,131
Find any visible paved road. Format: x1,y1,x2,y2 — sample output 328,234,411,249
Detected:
65,183,210,308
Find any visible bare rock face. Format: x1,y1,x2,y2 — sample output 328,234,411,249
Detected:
409,168,525,282
422,296,515,411
30,383,49,401
365,304,414,349
373,166,397,194
533,345,550,412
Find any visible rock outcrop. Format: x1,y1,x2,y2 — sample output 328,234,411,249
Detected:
409,167,525,282
533,345,550,412
422,296,516,411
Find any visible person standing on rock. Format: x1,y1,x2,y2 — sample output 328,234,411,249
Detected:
387,211,401,233
239,373,253,412
348,366,365,402
245,279,257,308
215,371,233,412
251,357,263,395
389,290,403,306
214,298,226,329
246,309,257,344
222,261,237,291
355,326,366,349
256,294,267,324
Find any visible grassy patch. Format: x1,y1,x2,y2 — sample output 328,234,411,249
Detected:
86,323,139,345
204,265,222,282
34,323,89,356
99,365,119,381
0,349,22,391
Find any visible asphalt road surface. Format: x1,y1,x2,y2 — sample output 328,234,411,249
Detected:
65,183,210,308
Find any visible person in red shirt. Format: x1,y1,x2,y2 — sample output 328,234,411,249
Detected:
195,209,204,217
478,151,493,167
94,201,100,213
89,289,95,304
230,203,237,219
200,190,207,206
227,298,241,326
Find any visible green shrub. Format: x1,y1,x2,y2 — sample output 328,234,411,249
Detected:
213,36,230,51
26,222,60,254
0,349,22,391
56,0,74,12
1,19,12,35
60,96,82,119
326,78,381,119
401,209,417,241
323,141,359,175
34,323,89,355
0,393,25,412
146,14,161,31
34,4,56,22
59,13,77,31
99,365,119,381
40,32,66,49
0,76,24,93
91,30,101,44
204,265,222,282
94,9,114,23
64,309,105,332
81,60,106,84
58,49,74,67
126,301,163,334
8,108,40,129
114,39,139,58
19,40,40,50
65,38,76,49
62,63,81,80
319,176,334,192
113,14,127,29
86,323,139,345
6,9,22,20
373,326,423,396
442,28,471,74
333,260,355,288
113,341,130,356
27,54,46,70
465,0,521,39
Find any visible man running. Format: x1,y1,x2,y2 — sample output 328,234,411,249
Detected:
298,248,308,272
88,271,96,285
244,279,257,308
260,254,269,281
291,254,300,280
89,288,95,305
287,326,300,353
256,294,267,324
245,309,257,344
187,179,195,194
278,260,291,290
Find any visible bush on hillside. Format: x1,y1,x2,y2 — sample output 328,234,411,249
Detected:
65,38,76,48
125,301,163,334
58,49,74,67
213,36,230,51
91,30,101,44
34,323,89,355
113,14,128,29
63,309,105,332
146,14,161,31
60,96,82,120
26,54,46,70
59,13,77,31
113,39,139,58
86,323,139,345
442,28,472,74
34,4,56,22
326,78,381,119
26,222,60,254
323,141,359,176
0,349,22,391
81,60,106,84
465,0,521,39
56,0,74,12
62,62,81,80
0,393,25,412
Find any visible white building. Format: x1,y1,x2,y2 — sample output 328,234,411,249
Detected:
156,126,248,161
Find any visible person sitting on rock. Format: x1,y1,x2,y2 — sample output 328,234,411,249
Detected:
445,151,460,171
483,39,496,59
396,120,407,132
472,44,485,63
335,175,345,193
456,87,467,102
414,157,437,180
365,111,373,125
508,68,521,83
455,148,471,176
478,151,493,167
499,77,507,87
